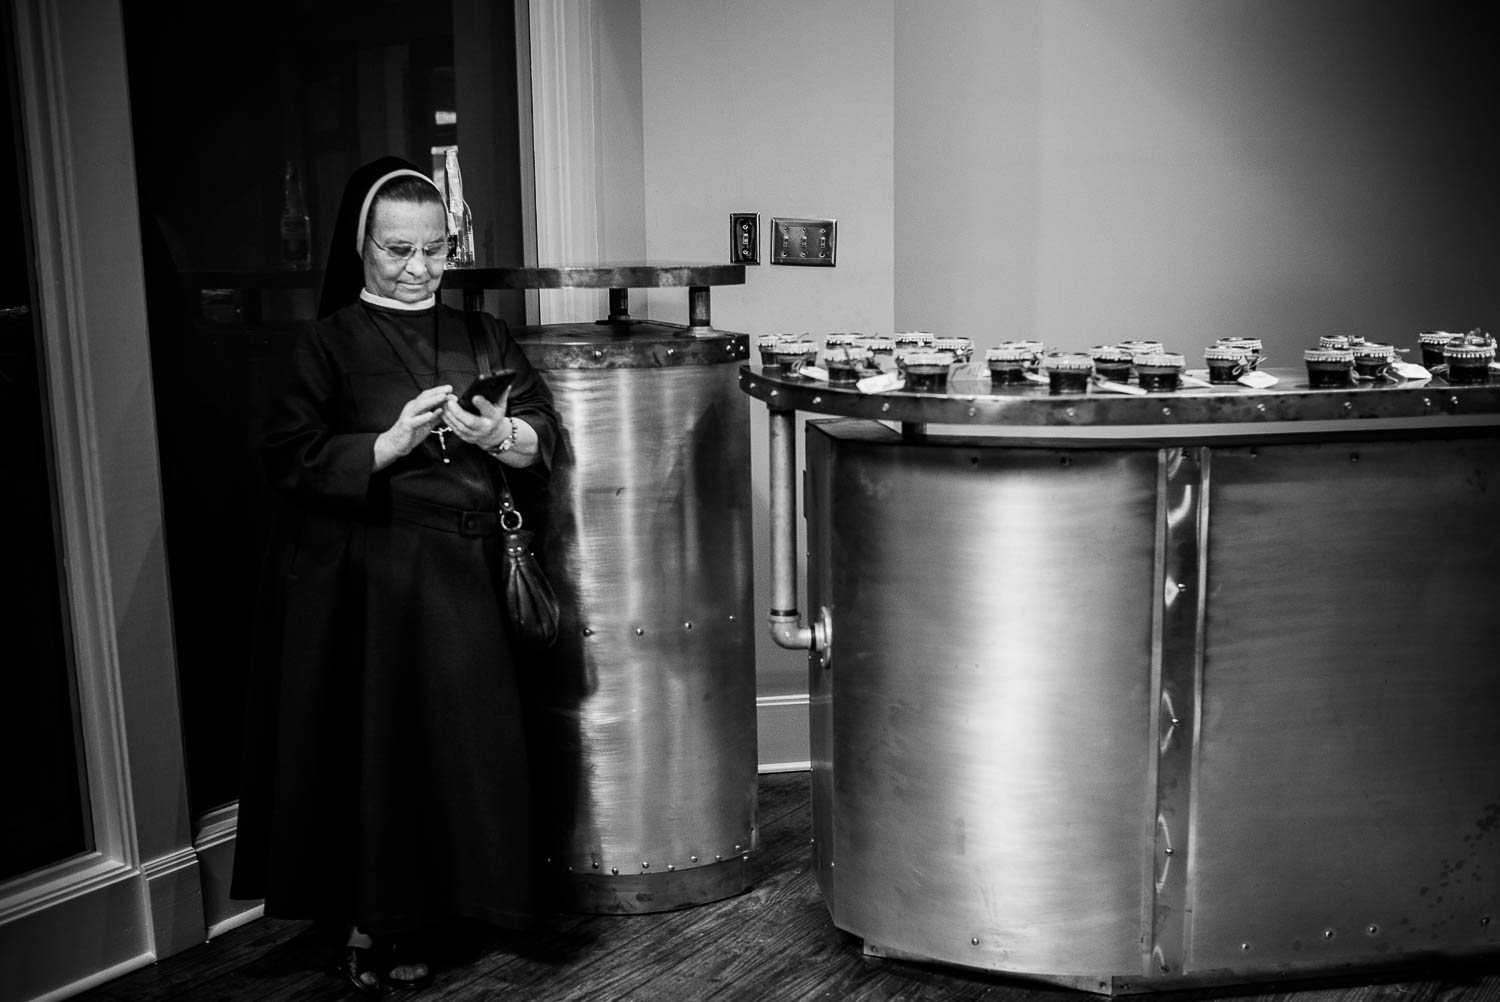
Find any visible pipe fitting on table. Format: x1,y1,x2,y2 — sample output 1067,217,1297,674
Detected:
766,408,833,668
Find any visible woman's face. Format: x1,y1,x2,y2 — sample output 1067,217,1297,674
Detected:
362,198,448,303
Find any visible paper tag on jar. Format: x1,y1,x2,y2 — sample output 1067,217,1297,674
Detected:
1092,378,1147,396
798,364,830,382
1179,373,1214,389
1023,371,1049,384
1392,362,1432,380
1237,370,1279,389
858,371,904,394
949,362,991,384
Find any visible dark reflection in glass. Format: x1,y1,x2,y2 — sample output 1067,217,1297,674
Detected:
123,0,524,818
0,7,92,882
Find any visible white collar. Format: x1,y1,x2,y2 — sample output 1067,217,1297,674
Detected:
360,288,437,311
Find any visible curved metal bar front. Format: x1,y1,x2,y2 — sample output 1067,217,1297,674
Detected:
743,364,1500,992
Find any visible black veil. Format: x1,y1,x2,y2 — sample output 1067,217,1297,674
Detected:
316,155,435,319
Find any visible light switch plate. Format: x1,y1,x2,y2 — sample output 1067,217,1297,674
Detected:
771,217,837,266
730,212,759,265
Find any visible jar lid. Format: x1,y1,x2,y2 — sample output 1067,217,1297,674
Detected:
824,333,859,346
1117,339,1164,353
774,338,817,353
1134,351,1185,369
894,331,935,345
1216,336,1262,351
904,350,955,366
933,336,972,352
1444,342,1496,362
1089,345,1134,362
1205,344,1251,361
757,334,786,347
823,345,870,363
1304,347,1354,363
1419,330,1461,346
856,336,894,350
1353,341,1397,360
1041,351,1095,372
1319,334,1354,349
986,346,1033,363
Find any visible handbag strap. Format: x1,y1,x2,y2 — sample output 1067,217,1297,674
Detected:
463,309,522,527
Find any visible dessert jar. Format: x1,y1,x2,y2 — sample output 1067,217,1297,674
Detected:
1418,330,1460,368
1204,344,1254,384
1134,351,1187,392
1215,336,1263,366
933,336,974,363
757,334,787,370
771,337,819,374
1040,351,1095,394
1442,338,1495,385
1352,342,1398,381
1304,346,1355,388
985,346,1033,385
900,350,956,392
823,346,875,385
893,331,935,350
1088,345,1134,382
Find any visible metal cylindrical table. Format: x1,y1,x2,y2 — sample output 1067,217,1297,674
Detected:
506,265,758,913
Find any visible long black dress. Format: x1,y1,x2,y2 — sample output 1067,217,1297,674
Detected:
231,297,558,935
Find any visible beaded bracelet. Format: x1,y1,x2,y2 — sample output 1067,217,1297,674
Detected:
488,417,518,455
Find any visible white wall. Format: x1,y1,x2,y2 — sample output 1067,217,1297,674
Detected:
894,1,1500,361
638,0,896,756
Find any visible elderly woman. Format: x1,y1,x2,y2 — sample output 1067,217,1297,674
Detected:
232,156,558,994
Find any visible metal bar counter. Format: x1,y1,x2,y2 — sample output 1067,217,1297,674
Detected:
739,365,1500,994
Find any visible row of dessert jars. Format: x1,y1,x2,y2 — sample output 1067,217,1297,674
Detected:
1303,342,1404,387
1417,330,1495,382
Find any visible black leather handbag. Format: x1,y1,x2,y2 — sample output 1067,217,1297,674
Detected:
466,313,560,649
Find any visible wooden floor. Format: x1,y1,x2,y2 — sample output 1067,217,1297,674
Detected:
75,772,1500,1002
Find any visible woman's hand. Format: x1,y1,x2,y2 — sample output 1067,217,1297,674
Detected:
441,388,512,450
443,389,541,467
373,385,452,470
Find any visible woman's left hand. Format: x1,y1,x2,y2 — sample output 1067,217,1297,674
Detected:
442,389,512,450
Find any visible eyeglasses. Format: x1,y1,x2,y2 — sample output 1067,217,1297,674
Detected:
369,236,450,264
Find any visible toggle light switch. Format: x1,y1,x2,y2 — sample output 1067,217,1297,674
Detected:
771,217,837,267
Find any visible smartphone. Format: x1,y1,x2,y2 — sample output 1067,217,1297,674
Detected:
458,369,518,413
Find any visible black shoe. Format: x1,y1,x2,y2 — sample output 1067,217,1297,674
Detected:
384,940,434,991
334,945,388,996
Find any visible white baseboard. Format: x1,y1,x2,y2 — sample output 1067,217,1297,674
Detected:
756,693,810,772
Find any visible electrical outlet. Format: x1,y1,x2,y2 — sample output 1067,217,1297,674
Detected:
770,217,836,267
730,212,759,265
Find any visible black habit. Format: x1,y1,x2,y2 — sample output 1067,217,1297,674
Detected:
231,297,559,935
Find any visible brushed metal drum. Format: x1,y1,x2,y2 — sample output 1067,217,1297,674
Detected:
520,330,757,913
805,420,1160,975
1185,437,1500,972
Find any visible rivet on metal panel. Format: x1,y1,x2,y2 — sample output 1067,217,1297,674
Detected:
812,396,823,404
728,614,736,622
582,627,593,637
566,865,573,872
1240,942,1250,952
1162,406,1172,417
1164,847,1175,856
593,349,604,360
1482,916,1492,927
734,844,742,851
592,861,600,869
715,854,723,861
667,864,675,871
1257,403,1266,413
1170,716,1180,727
611,867,619,875
642,861,650,869
1451,396,1460,408
635,627,644,636
1066,408,1076,419
683,621,693,630
968,407,976,417
770,389,778,397
881,403,890,412
690,855,699,862
1323,928,1336,940
667,348,676,357
1366,924,1379,936
970,937,980,946
1351,453,1360,463
748,381,757,390
1344,401,1353,411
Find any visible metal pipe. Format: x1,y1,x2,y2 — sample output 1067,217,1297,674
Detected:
767,408,829,659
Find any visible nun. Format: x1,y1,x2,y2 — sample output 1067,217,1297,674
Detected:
231,155,559,994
